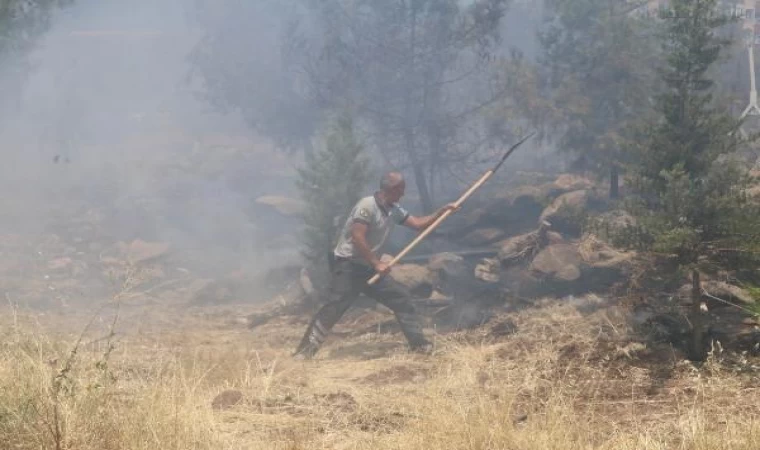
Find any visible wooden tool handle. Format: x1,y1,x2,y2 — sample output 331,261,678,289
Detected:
367,170,494,285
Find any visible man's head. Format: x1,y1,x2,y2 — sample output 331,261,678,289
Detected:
379,171,406,204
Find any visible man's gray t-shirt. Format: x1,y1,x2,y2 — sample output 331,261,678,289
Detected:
334,194,409,264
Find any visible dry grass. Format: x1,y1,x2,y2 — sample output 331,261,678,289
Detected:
1,297,760,449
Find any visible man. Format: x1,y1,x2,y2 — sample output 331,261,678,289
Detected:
293,171,459,359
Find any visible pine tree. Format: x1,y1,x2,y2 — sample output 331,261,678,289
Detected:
538,0,657,198
625,0,760,361
296,114,371,291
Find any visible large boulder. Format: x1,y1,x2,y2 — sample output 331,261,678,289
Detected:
505,233,635,297
576,234,636,287
530,244,582,282
428,252,467,277
389,263,434,298
539,189,606,236
447,185,550,239
474,257,500,283
578,234,635,270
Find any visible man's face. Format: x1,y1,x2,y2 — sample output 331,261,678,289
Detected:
385,181,405,203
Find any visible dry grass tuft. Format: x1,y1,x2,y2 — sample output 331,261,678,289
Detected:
1,296,760,449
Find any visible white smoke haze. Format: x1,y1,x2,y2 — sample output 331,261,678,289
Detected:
0,0,304,285
0,0,560,308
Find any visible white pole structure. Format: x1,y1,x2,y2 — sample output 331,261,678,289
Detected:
740,43,760,122
739,3,760,138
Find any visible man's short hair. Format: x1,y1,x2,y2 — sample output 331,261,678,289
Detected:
380,172,404,191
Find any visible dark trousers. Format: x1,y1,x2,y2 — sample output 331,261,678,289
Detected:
294,259,430,357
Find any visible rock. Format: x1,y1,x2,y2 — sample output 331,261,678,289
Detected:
429,290,449,301
427,252,468,292
678,280,755,308
530,244,582,282
390,263,434,298
546,231,565,245
456,207,490,230
255,195,305,217
577,234,635,270
212,390,243,410
539,190,589,236
474,258,500,283
461,228,507,246
448,185,549,239
428,252,465,272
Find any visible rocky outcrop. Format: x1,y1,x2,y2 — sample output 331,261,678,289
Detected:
499,232,635,297
530,244,583,282
446,185,551,241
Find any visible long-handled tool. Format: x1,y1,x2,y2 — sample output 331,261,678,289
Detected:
367,131,536,285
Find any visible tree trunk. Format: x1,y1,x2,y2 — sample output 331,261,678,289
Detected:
689,269,707,362
402,3,433,213
406,129,434,213
609,165,619,199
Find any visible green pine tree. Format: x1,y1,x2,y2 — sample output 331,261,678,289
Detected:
625,0,760,361
538,0,658,199
296,114,371,291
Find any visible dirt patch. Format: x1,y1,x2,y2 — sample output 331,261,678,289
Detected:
315,391,358,413
360,365,430,385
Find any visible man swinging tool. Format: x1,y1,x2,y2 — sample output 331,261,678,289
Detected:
293,171,460,359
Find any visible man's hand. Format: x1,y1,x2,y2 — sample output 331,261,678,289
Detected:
402,202,462,231
373,261,391,276
439,202,461,215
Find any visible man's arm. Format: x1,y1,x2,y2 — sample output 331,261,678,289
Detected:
402,203,460,231
351,222,390,275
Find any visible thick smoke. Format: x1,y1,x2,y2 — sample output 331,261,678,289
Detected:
0,0,559,308
0,0,301,281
